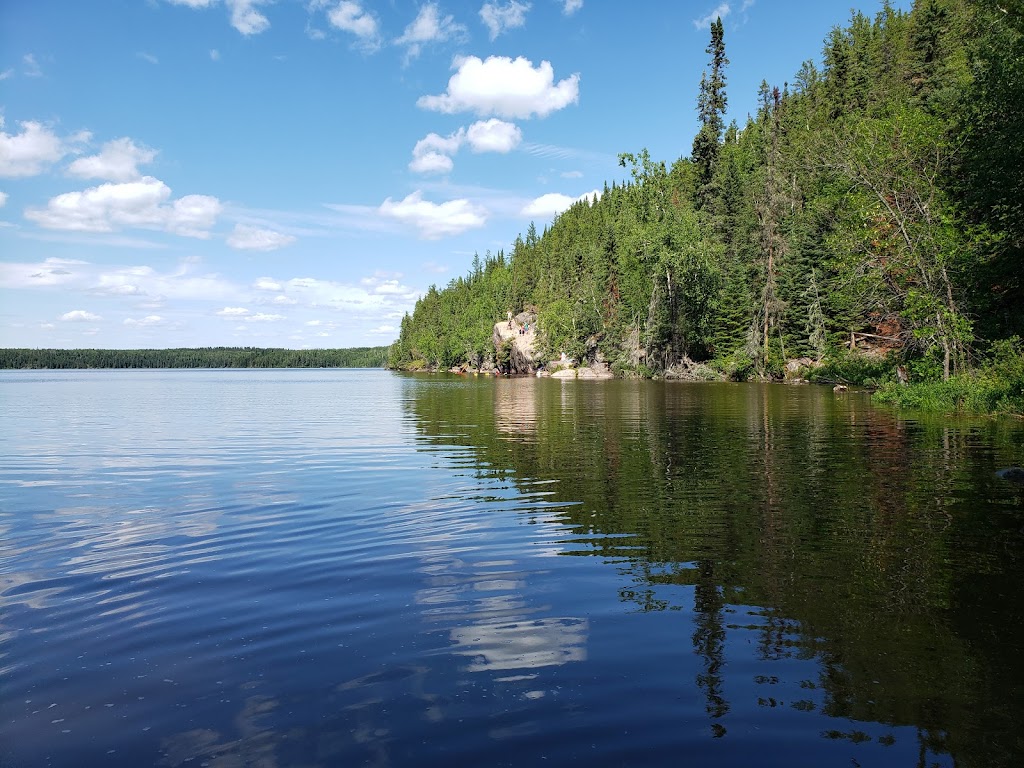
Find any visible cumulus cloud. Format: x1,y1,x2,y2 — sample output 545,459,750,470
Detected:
379,191,487,239
563,0,582,14
694,2,730,29
326,0,381,50
226,223,296,251
395,3,466,61
227,0,270,34
466,118,522,152
280,275,419,310
417,56,579,119
60,310,101,322
124,315,167,327
0,119,67,177
0,191,7,207
216,306,250,316
521,188,600,219
479,1,530,40
67,137,157,182
409,151,455,175
2,257,239,306
409,119,521,174
168,0,270,35
412,129,465,158
253,277,282,291
25,176,222,238
408,128,463,174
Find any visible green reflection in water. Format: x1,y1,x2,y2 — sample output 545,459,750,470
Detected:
401,374,1024,767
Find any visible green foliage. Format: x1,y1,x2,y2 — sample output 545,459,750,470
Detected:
0,347,388,369
387,0,1020,410
874,336,1024,414
807,350,897,387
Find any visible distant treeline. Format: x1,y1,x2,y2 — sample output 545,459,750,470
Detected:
0,347,389,370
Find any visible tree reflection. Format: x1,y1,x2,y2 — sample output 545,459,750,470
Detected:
402,375,1024,767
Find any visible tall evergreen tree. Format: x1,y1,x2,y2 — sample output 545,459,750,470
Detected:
692,17,729,211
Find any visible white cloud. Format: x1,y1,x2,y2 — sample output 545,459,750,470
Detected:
245,312,285,322
170,0,270,34
412,129,465,158
326,1,381,50
25,176,222,238
561,170,583,178
226,223,296,251
60,310,101,322
409,151,454,175
227,0,270,34
417,56,579,119
0,191,7,207
379,191,487,239
395,3,466,61
124,315,167,326
479,1,530,40
466,118,522,153
210,49,221,61
409,128,464,174
23,54,43,78
408,119,520,174
216,306,250,316
253,277,282,291
694,2,730,29
562,0,582,14
521,188,600,219
281,275,419,310
1,257,239,304
0,120,66,177
369,324,396,334
272,294,297,305
137,52,159,65
67,137,157,182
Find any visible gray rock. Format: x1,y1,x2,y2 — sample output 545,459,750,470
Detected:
996,467,1024,484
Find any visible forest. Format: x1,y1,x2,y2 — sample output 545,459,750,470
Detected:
0,346,388,369
387,0,1023,414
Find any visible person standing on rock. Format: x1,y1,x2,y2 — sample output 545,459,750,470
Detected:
506,310,513,329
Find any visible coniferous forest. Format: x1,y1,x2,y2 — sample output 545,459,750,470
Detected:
387,0,1023,414
0,347,388,370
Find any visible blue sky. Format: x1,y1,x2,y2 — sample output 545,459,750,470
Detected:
0,0,911,349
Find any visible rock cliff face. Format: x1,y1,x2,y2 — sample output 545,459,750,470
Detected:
493,311,538,374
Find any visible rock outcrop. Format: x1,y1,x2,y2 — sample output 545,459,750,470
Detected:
493,310,538,374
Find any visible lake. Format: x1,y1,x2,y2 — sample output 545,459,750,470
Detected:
2,369,1023,767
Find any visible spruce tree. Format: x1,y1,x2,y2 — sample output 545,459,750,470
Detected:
692,17,728,211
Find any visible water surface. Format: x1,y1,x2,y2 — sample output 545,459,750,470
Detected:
2,370,1022,767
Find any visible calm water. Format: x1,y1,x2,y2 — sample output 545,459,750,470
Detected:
2,369,1023,767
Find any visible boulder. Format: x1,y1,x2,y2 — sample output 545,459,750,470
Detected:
996,467,1024,485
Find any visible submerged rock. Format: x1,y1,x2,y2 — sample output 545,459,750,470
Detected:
996,467,1024,484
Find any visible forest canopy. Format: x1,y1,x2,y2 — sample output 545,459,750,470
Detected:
0,347,388,369
387,0,1023,412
